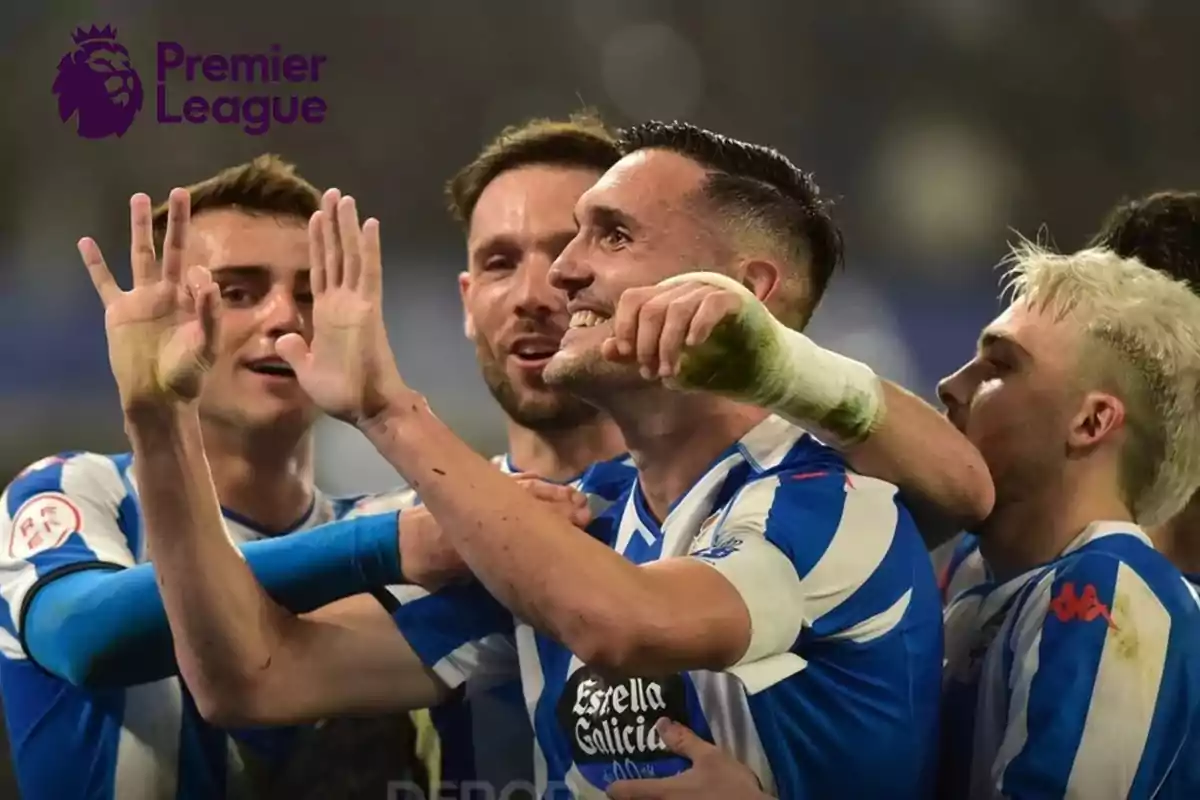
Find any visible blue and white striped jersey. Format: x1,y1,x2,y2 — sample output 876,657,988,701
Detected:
392,415,944,799
388,452,636,792
0,451,411,800
939,532,987,604
940,521,1200,799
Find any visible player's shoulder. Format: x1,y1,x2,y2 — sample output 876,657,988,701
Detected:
3,451,132,510
576,453,637,502
1020,526,1199,625
731,445,901,531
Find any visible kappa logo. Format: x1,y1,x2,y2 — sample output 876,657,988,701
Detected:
1049,582,1117,629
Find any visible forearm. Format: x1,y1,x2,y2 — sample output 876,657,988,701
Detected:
22,512,404,689
832,380,993,544
126,406,294,711
361,396,649,660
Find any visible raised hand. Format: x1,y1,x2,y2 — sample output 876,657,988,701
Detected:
79,190,225,414
274,189,409,426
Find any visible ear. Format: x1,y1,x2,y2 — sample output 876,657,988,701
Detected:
1067,391,1125,450
458,271,476,340
739,259,784,305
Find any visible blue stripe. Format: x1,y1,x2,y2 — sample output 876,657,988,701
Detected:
0,657,124,799
5,458,69,516
391,582,514,667
28,532,101,577
1001,554,1121,795
175,688,229,800
532,630,575,785
760,472,848,581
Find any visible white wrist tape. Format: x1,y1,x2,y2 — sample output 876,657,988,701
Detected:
658,271,886,445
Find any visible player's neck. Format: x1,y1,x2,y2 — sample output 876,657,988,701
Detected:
200,418,316,533
607,388,769,521
504,416,626,483
979,469,1132,581
1151,492,1200,576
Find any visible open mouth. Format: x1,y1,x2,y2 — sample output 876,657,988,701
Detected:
510,340,560,365
245,359,296,378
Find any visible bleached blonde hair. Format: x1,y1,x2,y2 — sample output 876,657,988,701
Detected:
1003,241,1200,525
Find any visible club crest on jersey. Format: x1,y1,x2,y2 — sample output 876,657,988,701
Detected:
557,668,692,788
8,493,81,559
691,537,743,562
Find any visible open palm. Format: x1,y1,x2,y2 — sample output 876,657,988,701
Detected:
79,190,219,412
275,190,408,426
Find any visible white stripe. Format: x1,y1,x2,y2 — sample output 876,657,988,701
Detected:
432,633,515,693
0,629,22,660
62,455,139,568
515,623,549,795
1065,563,1169,798
112,679,184,800
690,670,776,792
986,569,1055,797
829,587,912,644
796,475,899,622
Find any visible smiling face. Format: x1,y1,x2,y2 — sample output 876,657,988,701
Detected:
186,208,319,434
458,164,605,430
543,149,723,396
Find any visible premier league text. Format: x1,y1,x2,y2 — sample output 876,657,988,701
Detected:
155,43,327,135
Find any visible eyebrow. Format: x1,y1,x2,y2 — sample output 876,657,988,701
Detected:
574,203,637,232
210,264,309,278
978,330,1031,359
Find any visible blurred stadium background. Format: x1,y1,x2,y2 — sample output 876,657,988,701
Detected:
0,0,1198,794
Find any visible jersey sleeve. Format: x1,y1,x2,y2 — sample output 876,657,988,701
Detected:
992,552,1185,799
0,453,136,650
688,468,927,671
384,581,518,693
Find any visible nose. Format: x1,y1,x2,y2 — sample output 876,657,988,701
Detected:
549,234,593,299
937,364,977,426
262,288,304,339
511,255,562,319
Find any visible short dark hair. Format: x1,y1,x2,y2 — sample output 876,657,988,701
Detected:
446,110,621,226
151,154,320,252
618,120,844,326
1089,190,1200,289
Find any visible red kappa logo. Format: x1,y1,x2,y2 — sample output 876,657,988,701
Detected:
1049,582,1116,629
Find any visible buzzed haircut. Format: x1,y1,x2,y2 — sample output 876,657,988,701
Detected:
619,120,844,326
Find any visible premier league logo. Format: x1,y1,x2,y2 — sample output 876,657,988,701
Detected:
53,25,144,139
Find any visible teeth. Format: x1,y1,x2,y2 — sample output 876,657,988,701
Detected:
569,311,607,329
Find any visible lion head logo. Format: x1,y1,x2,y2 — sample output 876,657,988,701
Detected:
53,25,143,139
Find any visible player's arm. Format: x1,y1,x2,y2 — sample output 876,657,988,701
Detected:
641,272,994,545
0,453,164,685
990,552,1183,799
365,404,904,677
124,407,458,725
832,379,993,546
23,509,418,688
